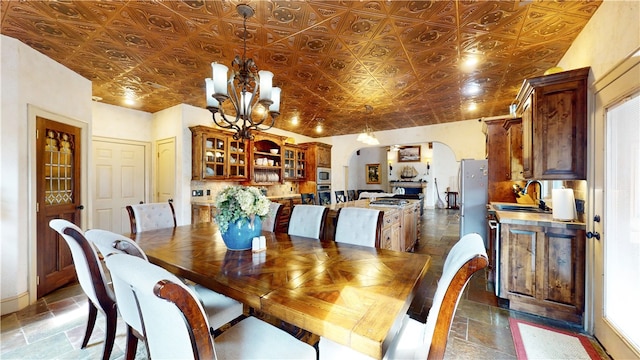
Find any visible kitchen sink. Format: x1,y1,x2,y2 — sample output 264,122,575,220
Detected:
492,204,551,213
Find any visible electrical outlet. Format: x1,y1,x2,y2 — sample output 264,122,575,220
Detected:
575,199,585,214
192,190,204,197
206,189,211,195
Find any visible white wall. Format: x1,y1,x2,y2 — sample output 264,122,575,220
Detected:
1,35,93,314
330,119,486,203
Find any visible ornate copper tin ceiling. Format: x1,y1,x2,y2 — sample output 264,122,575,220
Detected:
1,1,601,138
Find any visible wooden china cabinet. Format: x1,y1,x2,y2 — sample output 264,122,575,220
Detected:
248,132,286,185
190,126,248,181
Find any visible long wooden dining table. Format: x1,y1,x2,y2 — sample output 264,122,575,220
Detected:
131,222,431,359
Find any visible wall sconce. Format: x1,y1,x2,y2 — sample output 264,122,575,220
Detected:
425,157,431,175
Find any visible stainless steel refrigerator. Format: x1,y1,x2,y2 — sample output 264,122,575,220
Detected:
459,159,488,247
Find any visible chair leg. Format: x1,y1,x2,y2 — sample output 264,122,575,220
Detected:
101,307,117,360
81,301,98,349
125,326,139,360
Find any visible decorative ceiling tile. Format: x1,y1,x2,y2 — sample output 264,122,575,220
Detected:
1,0,602,138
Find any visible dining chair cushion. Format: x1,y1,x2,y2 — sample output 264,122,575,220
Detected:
288,204,328,239
319,232,488,360
127,202,176,234
215,316,316,359
262,202,282,232
334,207,383,247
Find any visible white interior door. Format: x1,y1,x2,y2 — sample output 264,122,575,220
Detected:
93,138,147,233
156,137,176,203
592,54,640,359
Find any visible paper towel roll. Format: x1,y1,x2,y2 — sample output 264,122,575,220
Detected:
552,188,576,221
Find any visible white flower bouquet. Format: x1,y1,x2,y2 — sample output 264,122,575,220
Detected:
214,186,270,234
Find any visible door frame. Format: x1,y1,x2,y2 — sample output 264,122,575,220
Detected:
27,105,90,305
588,48,640,357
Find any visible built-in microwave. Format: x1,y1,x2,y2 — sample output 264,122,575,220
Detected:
317,167,331,185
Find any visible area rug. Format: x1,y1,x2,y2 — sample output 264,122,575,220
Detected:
510,318,601,360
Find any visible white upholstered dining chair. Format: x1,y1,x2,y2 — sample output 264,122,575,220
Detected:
49,219,117,360
319,232,488,360
126,201,176,234
86,228,243,359
262,201,282,232
287,204,328,239
334,207,384,247
105,254,317,359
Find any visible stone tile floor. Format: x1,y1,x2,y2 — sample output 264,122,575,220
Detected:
1,209,611,359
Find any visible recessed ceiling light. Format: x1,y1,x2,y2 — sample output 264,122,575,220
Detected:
468,103,477,111
91,96,103,101
464,83,481,96
291,115,299,125
124,98,135,106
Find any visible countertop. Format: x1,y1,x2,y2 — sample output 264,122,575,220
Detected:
192,193,301,206
325,199,419,212
489,202,586,230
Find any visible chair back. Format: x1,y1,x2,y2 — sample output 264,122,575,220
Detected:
105,254,215,359
126,201,176,234
335,191,346,203
262,202,282,232
288,205,328,239
334,208,383,247
347,190,357,202
49,219,115,313
422,233,488,359
86,229,148,336
300,193,316,205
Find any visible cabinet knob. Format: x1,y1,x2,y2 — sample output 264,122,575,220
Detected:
593,215,601,222
586,231,601,240
76,205,84,210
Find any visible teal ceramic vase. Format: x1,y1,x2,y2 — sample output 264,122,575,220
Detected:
220,216,262,250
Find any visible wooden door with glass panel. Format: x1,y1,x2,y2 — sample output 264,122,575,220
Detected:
36,117,83,298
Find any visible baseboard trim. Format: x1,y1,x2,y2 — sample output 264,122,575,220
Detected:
1,291,30,316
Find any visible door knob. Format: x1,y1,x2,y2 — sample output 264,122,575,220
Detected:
76,205,84,210
586,231,600,240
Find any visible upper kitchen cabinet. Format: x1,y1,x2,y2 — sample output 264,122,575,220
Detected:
484,118,517,203
504,118,524,181
515,67,589,180
190,126,247,181
283,144,307,181
249,132,286,184
303,142,332,182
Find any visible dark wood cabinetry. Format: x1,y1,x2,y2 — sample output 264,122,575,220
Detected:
485,119,517,203
304,142,332,182
190,126,248,181
515,67,589,180
500,223,585,323
249,132,286,184
504,118,523,181
270,196,302,233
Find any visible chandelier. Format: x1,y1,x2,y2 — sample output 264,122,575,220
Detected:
356,105,380,145
205,4,280,141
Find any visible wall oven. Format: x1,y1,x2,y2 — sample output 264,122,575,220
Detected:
317,167,331,185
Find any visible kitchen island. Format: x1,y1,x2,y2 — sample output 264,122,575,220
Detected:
322,199,421,252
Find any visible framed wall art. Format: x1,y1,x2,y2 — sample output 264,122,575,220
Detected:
366,163,381,184
398,145,421,162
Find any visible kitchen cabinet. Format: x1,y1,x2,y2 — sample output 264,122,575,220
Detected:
192,204,213,224
380,209,401,251
283,144,307,181
248,133,286,184
402,202,420,251
500,223,585,323
484,119,516,202
190,126,248,181
504,118,523,181
303,142,332,182
515,67,589,180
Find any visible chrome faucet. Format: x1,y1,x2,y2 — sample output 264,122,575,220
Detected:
523,180,547,209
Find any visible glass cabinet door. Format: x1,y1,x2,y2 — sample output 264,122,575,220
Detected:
296,149,306,179
205,135,227,179
284,148,295,179
228,139,247,179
